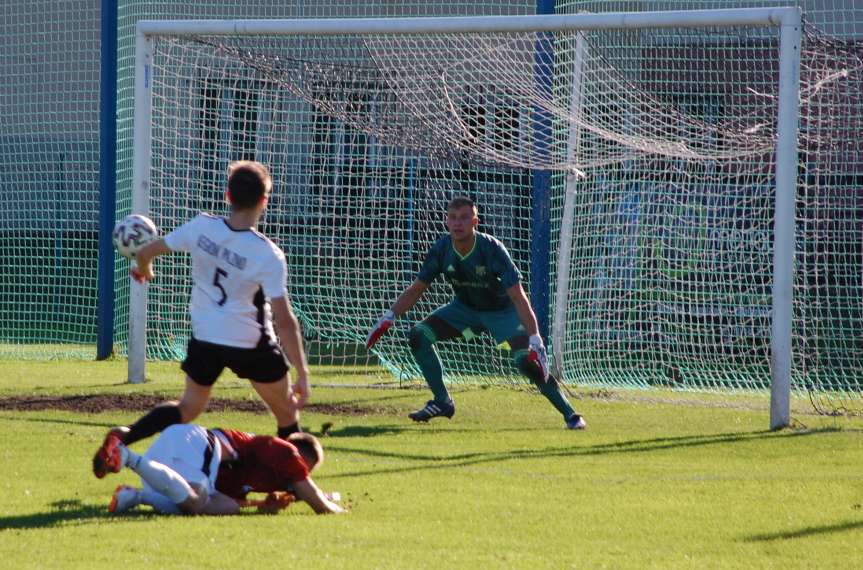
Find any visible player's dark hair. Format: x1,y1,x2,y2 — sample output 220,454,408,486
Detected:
227,160,272,210
288,432,324,470
447,196,477,212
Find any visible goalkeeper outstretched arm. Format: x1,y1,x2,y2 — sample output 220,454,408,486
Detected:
366,279,428,349
506,283,539,337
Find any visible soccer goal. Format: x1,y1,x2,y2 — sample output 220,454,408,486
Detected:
125,8,802,429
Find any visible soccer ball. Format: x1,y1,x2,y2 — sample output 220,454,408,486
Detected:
112,214,158,260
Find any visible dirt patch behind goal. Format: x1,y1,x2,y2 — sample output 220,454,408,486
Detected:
0,394,389,416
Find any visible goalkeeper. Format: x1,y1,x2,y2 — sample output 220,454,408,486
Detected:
367,197,585,429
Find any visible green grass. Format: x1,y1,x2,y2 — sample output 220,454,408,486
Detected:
0,360,861,569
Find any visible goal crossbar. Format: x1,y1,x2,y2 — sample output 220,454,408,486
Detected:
136,8,799,36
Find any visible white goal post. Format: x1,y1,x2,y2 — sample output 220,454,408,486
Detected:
129,8,801,429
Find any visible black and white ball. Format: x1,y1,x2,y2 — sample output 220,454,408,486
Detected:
112,214,158,259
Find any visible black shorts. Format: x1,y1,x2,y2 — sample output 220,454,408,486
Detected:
182,337,289,386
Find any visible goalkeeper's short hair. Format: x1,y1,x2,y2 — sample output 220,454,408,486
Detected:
447,196,477,213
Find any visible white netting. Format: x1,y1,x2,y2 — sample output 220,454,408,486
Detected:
182,28,777,172
141,21,791,389
134,13,863,415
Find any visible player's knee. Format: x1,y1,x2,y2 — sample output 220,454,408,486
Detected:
178,391,211,422
177,400,203,423
408,325,434,353
515,353,546,385
179,484,209,515
261,394,299,425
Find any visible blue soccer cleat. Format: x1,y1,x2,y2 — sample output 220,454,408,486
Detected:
565,414,587,430
408,399,455,422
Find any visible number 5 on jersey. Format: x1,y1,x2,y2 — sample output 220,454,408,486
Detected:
213,267,229,306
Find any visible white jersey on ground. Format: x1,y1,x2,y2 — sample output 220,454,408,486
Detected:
143,424,221,495
163,213,287,349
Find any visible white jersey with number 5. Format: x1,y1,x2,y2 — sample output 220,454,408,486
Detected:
163,213,287,349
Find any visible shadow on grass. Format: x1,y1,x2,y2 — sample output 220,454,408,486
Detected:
0,499,154,531
0,498,310,530
323,424,414,438
0,414,118,429
326,428,832,479
743,518,863,541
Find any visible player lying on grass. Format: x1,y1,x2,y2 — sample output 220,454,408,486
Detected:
102,424,345,515
94,161,311,479
212,425,343,514
367,196,586,430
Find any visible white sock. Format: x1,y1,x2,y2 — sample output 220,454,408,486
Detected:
140,489,182,514
122,447,139,468
126,453,192,504
119,444,132,469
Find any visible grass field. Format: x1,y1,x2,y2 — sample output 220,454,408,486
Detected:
0,360,861,569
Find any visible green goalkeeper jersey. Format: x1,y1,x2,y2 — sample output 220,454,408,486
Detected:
417,232,522,311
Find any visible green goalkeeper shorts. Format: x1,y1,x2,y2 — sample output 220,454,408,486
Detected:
429,299,526,344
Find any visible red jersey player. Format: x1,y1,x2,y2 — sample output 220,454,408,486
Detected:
213,428,344,514
105,426,344,516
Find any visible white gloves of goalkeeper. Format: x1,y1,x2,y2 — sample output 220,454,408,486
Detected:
366,310,396,349
528,334,549,381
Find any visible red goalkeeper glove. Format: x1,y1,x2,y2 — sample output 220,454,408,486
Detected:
528,334,549,381
366,310,395,349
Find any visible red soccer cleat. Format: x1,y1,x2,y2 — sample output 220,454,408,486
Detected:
92,427,129,479
102,435,125,474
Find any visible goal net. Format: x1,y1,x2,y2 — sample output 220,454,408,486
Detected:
124,10,829,421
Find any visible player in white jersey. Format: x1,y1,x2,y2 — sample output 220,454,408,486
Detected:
102,424,237,515
93,161,310,478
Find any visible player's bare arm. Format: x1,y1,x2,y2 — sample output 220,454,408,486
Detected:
237,491,296,514
131,238,172,283
392,279,429,316
366,279,428,349
292,478,346,514
506,283,540,337
507,283,550,380
271,295,310,406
